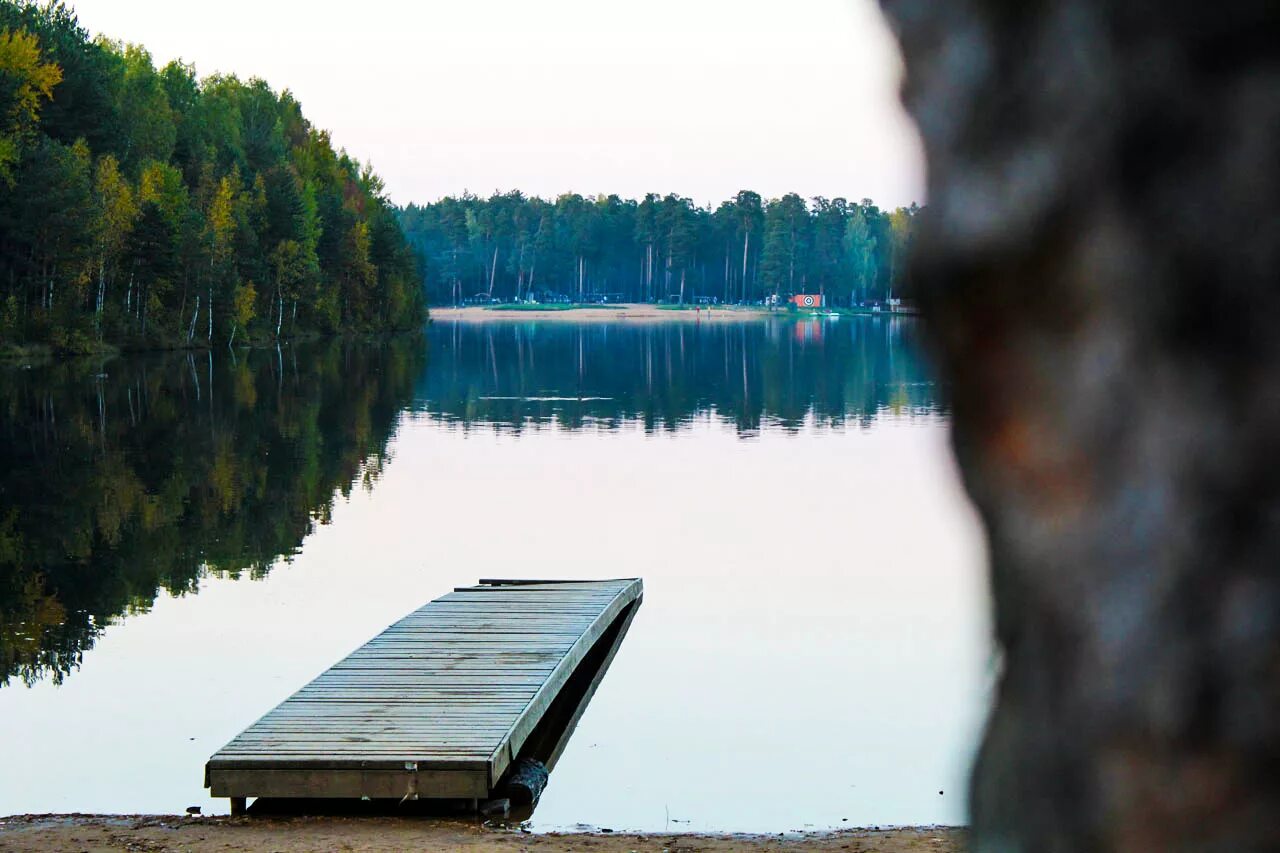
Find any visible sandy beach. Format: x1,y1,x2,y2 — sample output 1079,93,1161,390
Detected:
0,815,965,852
429,304,781,323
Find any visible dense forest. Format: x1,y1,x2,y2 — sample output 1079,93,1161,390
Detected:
0,339,424,686
0,1,425,354
398,191,918,307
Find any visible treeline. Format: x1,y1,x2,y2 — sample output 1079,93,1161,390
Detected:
0,1,425,353
0,339,424,686
398,191,918,307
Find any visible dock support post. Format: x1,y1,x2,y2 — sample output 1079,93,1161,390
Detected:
230,797,247,817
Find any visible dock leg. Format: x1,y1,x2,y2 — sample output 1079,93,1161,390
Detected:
230,797,247,817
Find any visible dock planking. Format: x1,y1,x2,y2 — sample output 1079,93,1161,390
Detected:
206,578,642,811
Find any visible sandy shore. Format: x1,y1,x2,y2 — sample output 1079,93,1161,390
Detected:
0,815,965,852
430,304,779,323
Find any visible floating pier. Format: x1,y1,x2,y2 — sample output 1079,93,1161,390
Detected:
206,578,643,813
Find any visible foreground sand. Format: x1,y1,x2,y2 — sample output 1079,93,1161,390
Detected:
430,304,779,322
0,815,965,852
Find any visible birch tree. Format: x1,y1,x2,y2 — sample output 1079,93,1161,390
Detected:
204,174,237,342
92,156,137,322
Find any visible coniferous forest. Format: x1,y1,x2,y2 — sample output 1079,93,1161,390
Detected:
0,1,425,354
398,192,918,307
0,0,922,355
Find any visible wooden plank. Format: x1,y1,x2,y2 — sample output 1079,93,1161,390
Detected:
209,768,489,799
477,578,637,586
210,757,492,771
206,578,642,803
491,579,642,785
222,725,509,734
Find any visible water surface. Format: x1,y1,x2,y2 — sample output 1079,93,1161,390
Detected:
0,317,990,831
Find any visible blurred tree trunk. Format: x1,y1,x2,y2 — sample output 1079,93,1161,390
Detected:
879,1,1280,849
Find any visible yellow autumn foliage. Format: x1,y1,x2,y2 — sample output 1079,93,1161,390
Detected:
0,28,62,184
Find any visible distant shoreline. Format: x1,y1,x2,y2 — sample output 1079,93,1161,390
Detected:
430,304,916,323
0,329,424,363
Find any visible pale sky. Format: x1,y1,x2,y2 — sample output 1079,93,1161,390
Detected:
71,0,924,209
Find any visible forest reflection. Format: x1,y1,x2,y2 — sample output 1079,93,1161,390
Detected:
415,316,940,434
0,339,423,688
0,317,937,689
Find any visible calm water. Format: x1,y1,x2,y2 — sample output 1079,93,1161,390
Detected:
0,316,990,831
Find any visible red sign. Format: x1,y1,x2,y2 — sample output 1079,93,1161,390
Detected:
790,294,824,308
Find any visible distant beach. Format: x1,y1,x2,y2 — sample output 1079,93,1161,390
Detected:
430,304,781,322
427,304,923,323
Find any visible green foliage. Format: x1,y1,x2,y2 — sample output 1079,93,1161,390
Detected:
759,192,811,297
843,206,878,303
0,294,16,341
400,191,919,307
0,0,425,351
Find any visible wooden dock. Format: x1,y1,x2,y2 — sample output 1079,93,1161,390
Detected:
206,578,642,812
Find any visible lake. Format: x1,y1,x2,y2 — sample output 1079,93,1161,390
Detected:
0,315,991,832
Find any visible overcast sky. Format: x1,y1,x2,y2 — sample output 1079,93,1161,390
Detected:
70,0,924,209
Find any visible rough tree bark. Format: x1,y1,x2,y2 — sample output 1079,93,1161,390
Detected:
878,1,1280,850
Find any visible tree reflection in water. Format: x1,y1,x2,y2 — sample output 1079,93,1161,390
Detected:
0,339,423,687
0,316,939,689
415,316,940,435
